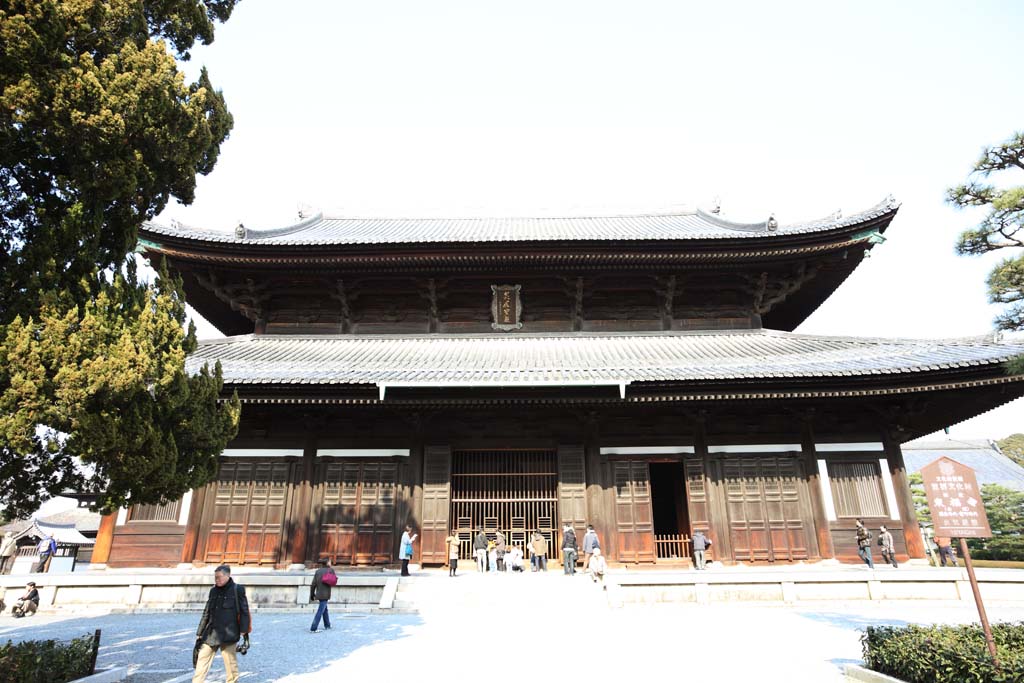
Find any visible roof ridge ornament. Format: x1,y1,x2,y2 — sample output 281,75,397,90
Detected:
767,214,778,231
886,194,899,210
234,221,246,239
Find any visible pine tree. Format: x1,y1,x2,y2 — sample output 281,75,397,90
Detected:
949,132,1024,338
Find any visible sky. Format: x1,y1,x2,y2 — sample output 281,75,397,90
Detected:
152,0,1024,442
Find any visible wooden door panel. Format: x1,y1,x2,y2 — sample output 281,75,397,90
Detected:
315,460,396,566
724,455,810,563
421,446,451,564
614,461,655,563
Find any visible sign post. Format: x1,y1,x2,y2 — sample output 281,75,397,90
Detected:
920,457,997,666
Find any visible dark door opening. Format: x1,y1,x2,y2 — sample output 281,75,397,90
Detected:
649,462,690,561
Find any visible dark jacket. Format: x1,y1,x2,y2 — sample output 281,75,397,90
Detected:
196,579,251,647
562,528,578,551
856,526,872,549
473,532,488,550
311,567,334,601
20,588,39,605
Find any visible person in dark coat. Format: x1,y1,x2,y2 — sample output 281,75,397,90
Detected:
310,558,336,632
562,524,578,575
855,519,874,569
474,530,489,572
193,565,251,683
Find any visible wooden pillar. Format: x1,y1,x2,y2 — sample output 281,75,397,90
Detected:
883,432,926,559
583,412,606,536
92,513,116,565
801,417,834,560
180,486,208,564
699,413,733,563
288,432,318,566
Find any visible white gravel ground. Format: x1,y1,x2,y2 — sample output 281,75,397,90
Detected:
2,571,1021,683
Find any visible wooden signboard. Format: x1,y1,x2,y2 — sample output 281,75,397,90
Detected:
920,456,998,665
919,456,992,539
491,285,522,331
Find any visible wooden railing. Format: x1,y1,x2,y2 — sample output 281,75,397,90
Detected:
655,534,692,561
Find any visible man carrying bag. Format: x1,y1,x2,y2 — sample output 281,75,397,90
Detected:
193,565,251,683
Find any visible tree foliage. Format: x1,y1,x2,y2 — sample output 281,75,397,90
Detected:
949,132,1024,332
996,433,1024,469
0,0,240,516
964,484,1024,561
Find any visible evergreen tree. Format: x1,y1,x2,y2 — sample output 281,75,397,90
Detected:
965,484,1024,561
949,132,1024,337
0,0,240,516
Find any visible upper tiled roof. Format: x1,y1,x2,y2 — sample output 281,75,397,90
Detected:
144,198,898,246
187,328,1023,388
904,440,1024,491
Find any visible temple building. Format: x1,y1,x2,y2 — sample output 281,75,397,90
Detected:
91,198,1024,569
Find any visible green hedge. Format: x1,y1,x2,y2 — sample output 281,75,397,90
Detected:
862,623,1024,683
0,634,97,683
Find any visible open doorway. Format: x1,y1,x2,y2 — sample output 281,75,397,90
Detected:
649,462,690,561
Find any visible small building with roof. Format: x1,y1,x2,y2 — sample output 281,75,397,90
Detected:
92,197,1024,569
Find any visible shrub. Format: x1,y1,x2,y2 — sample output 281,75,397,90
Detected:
862,622,1024,683
0,633,97,683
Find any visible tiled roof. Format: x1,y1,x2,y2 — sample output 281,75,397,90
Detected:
904,440,1024,491
187,329,1024,387
144,199,898,246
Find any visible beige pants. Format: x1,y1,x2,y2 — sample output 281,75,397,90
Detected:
192,643,238,683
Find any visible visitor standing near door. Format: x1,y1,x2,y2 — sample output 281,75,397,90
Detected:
445,530,460,577
400,525,417,577
474,529,488,572
691,530,711,570
582,525,600,572
529,530,548,572
495,531,507,571
562,524,578,575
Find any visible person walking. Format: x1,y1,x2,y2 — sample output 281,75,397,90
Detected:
399,525,417,577
562,524,578,576
495,531,507,572
193,565,251,683
878,525,898,568
855,519,874,569
935,536,957,567
582,525,600,573
529,530,548,572
474,529,489,572
309,558,336,632
11,582,39,618
691,530,712,570
0,532,16,574
33,533,57,573
445,530,460,577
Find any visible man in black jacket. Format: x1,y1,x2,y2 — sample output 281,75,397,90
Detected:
193,565,251,683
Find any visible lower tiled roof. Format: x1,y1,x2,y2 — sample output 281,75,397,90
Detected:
904,440,1024,491
186,330,1024,387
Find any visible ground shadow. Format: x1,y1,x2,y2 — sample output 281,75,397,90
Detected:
0,609,423,682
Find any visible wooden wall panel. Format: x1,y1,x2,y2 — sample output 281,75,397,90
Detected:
108,523,186,567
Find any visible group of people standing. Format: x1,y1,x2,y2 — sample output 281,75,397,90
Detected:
443,523,606,581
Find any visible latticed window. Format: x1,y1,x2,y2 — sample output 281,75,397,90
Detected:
129,498,183,523
828,461,888,518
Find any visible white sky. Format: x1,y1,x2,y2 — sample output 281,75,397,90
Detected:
153,0,1024,441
